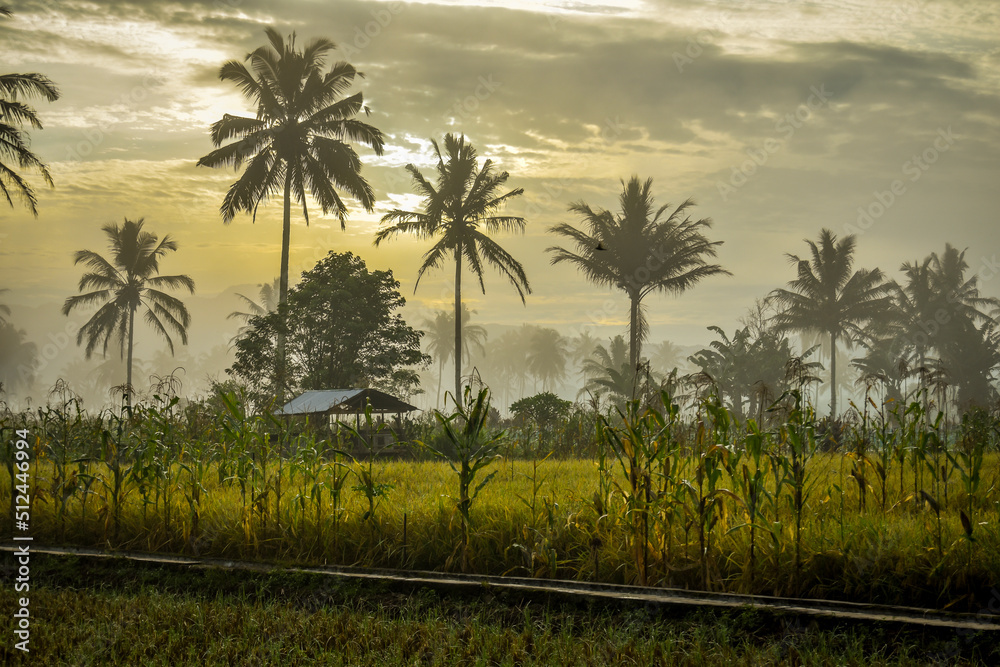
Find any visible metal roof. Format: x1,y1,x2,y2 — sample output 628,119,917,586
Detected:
276,389,418,416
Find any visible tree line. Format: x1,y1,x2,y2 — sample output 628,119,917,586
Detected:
2,17,998,417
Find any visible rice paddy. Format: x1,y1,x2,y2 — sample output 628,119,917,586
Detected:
3,389,999,612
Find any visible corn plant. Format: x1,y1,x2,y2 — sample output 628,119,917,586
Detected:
179,440,212,555
597,397,673,585
217,390,265,551
423,387,503,573
774,390,817,584
732,418,771,591
94,397,135,544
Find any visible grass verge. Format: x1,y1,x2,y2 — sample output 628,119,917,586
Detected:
1,553,997,665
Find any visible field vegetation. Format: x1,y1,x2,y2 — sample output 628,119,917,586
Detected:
3,383,999,612
7,553,994,665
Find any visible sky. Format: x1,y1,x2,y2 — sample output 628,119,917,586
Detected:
1,0,998,408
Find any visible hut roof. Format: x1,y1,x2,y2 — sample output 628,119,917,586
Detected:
276,389,417,416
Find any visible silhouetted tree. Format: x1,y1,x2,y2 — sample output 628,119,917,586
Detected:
527,327,568,393
1,7,60,215
548,176,728,392
375,133,530,399
198,28,384,397
62,218,195,396
228,278,280,338
769,229,891,417
421,305,487,407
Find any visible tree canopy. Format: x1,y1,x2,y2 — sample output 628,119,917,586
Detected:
229,251,429,403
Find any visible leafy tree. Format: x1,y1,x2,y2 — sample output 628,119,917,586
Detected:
1,6,60,215
198,28,385,396
229,251,429,400
689,325,805,422
375,133,531,400
509,391,572,430
945,320,1000,409
62,218,195,394
548,176,728,391
769,228,892,417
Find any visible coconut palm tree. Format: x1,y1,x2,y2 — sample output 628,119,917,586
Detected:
1,7,60,216
62,218,195,396
374,133,531,400
0,320,37,395
0,288,10,326
769,228,892,417
228,278,280,341
197,28,384,396
547,176,728,392
421,305,487,407
527,327,568,393
582,335,633,408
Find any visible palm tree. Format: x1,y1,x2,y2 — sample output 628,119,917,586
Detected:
0,320,37,395
197,28,384,396
649,338,685,376
570,329,600,389
228,278,280,341
769,229,892,417
547,176,728,391
0,288,10,326
1,7,60,216
374,133,531,400
527,327,568,392
62,218,195,396
421,305,487,407
582,335,634,408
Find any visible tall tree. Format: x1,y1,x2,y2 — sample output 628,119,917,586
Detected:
0,321,37,396
374,133,531,400
526,327,568,393
582,335,634,408
1,6,60,216
547,176,728,391
228,278,280,341
62,218,195,395
421,305,487,407
0,288,10,326
197,28,384,397
229,251,429,401
769,228,892,417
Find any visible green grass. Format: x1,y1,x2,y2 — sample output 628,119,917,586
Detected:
1,554,995,666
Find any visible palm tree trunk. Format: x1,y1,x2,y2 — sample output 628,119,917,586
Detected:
437,357,444,409
629,294,640,397
830,330,838,417
277,171,292,403
454,244,463,403
126,306,135,404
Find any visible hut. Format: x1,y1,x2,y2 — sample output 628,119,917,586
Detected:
276,388,418,455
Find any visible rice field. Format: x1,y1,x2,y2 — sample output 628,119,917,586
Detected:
2,390,999,610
